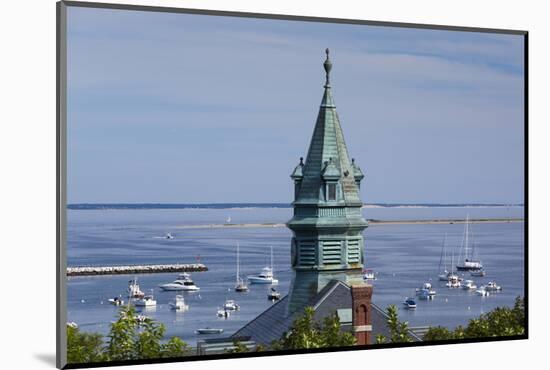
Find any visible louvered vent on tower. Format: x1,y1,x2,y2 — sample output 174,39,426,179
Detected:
322,240,342,264
347,239,361,263
298,241,316,266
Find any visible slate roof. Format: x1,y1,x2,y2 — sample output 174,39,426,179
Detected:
231,280,420,345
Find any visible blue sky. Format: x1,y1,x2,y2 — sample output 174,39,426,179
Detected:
67,7,524,204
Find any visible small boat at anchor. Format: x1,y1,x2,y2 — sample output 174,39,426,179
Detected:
403,297,417,309
268,287,281,301
415,283,436,299
108,296,124,306
363,269,377,280
247,246,278,284
234,242,249,292
223,299,240,311
476,288,490,296
462,280,478,290
128,277,145,298
456,215,483,271
484,281,502,291
470,269,486,277
159,273,200,291
216,308,230,318
195,328,224,335
169,295,189,311
134,290,157,307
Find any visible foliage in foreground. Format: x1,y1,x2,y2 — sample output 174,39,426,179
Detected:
375,304,413,344
67,306,190,364
272,306,357,350
423,296,525,341
376,296,525,344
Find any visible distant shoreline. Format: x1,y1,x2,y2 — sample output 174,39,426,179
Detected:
67,203,524,210
175,218,524,229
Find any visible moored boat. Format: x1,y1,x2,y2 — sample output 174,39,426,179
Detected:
247,246,278,284
456,215,483,271
169,295,189,311
195,328,224,335
134,290,157,307
223,299,240,311
159,273,200,291
484,281,502,291
234,242,249,292
462,280,477,290
268,287,281,301
403,297,417,309
415,282,436,298
128,277,145,298
363,269,376,280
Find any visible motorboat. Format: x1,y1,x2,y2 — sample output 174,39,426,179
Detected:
223,299,240,311
195,328,224,335
470,269,486,277
165,232,174,239
234,242,249,292
268,287,281,301
108,296,124,306
248,266,278,284
248,246,278,284
134,291,157,307
403,297,417,309
128,277,145,298
462,280,477,290
159,273,200,291
415,283,436,299
217,308,230,318
456,215,484,271
484,281,502,291
445,275,461,288
169,295,189,311
363,269,376,280
476,288,490,296
136,315,149,325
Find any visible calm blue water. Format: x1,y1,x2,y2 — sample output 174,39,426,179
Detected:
67,206,524,345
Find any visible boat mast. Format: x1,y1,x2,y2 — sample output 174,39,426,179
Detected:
438,233,447,273
465,214,470,260
270,246,274,271
236,242,240,284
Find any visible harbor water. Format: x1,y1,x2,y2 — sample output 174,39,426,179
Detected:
67,206,524,345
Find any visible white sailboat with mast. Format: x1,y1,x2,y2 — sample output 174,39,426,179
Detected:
456,214,483,271
235,242,249,292
438,233,449,281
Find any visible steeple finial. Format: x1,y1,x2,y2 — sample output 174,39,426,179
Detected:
323,48,332,86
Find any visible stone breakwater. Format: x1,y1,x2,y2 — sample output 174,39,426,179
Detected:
67,263,208,276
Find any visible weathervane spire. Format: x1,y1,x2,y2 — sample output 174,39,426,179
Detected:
323,48,332,86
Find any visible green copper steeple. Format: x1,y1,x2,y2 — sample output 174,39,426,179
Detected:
286,49,368,314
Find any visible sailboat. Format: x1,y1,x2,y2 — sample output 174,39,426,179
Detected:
445,247,461,288
247,246,278,284
437,234,450,281
456,214,483,271
235,242,249,292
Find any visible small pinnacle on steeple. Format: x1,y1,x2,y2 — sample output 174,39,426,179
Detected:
323,48,332,86
299,157,304,165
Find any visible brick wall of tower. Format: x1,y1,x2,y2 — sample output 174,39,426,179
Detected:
351,284,373,345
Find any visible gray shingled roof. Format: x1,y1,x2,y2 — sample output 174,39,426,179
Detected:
231,280,420,345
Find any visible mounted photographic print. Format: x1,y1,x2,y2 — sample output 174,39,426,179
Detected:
57,1,527,368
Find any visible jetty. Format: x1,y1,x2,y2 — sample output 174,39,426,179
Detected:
67,263,208,276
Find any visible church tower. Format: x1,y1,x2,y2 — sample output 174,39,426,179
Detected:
287,49,368,314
